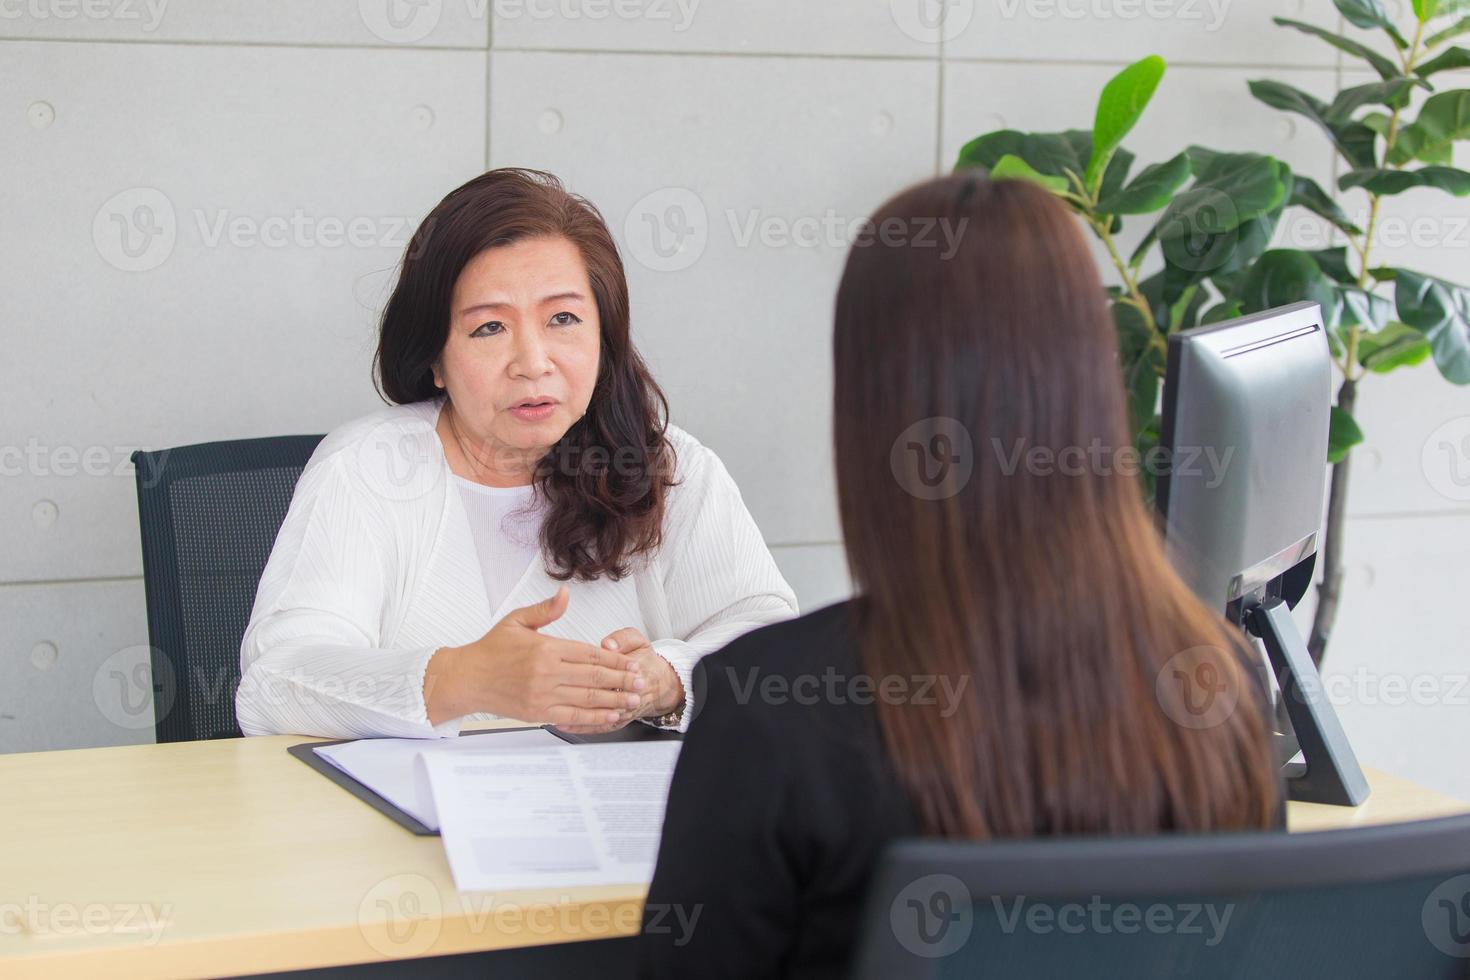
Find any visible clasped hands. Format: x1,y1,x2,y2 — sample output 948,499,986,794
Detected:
425,585,684,733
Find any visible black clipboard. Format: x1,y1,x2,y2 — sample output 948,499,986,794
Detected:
289,723,683,836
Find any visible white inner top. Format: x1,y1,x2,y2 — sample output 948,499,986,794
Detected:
453,475,543,615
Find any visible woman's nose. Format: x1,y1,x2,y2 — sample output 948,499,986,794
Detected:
509,330,554,378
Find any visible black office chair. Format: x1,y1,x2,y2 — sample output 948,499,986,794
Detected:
854,814,1470,979
131,435,323,742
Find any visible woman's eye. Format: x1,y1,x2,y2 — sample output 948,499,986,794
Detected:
471,321,504,337
550,312,582,327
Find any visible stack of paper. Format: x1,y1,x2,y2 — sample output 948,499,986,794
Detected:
312,732,682,892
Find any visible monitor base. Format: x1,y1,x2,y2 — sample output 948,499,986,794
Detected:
1246,597,1370,807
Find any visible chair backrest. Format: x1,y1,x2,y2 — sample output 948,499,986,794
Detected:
854,814,1470,979
131,435,323,742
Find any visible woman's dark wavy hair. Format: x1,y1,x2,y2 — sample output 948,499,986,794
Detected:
374,168,675,582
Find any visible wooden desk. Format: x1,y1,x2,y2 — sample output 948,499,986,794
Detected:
2,727,1466,980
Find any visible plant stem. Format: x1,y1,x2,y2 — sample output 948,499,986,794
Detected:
1311,20,1423,666
1093,215,1164,352
1308,376,1358,665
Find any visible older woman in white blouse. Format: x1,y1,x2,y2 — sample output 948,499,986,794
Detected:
236,169,798,740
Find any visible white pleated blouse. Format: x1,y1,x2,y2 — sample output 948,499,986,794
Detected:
235,395,799,739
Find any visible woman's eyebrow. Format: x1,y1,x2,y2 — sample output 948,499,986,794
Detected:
457,291,588,317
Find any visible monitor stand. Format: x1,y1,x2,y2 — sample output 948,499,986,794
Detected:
1245,597,1371,807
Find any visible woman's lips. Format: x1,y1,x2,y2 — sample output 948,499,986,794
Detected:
509,400,557,421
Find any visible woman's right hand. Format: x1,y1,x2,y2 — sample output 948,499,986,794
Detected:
424,585,644,727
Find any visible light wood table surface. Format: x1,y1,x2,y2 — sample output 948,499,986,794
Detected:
2,722,1465,979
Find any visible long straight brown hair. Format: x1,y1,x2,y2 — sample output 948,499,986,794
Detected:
834,173,1280,838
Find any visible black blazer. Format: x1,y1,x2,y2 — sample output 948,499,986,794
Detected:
637,599,1284,979
638,600,917,980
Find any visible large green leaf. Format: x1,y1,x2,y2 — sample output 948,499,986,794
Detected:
1358,320,1434,371
990,154,1071,193
1307,246,1359,284
1387,89,1470,165
1087,56,1166,194
1113,300,1165,439
1148,154,1290,294
1395,269,1470,382
1096,152,1191,214
1339,165,1470,195
1232,249,1340,320
1337,284,1395,332
1412,0,1440,21
1328,406,1366,464
1416,45,1470,78
1427,15,1470,46
955,129,1133,199
1326,78,1419,121
1337,0,1412,47
1200,299,1245,324
1291,175,1366,235
1248,79,1381,168
1273,17,1407,80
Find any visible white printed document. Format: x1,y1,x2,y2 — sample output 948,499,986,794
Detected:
312,728,566,832
417,741,683,893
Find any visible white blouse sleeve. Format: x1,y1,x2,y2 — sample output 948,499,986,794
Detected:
236,451,459,740
645,441,799,733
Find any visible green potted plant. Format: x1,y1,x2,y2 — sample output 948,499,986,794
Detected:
956,0,1470,665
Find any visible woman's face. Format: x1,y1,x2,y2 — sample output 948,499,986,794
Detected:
433,234,602,460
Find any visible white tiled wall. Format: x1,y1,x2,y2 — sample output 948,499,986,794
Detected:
4,2,1466,801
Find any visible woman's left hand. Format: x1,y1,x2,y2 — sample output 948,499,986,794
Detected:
554,628,685,735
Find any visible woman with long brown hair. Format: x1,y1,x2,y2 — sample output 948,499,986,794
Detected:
638,172,1281,978
237,169,797,740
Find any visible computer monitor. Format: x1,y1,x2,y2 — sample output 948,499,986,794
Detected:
1157,300,1369,806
